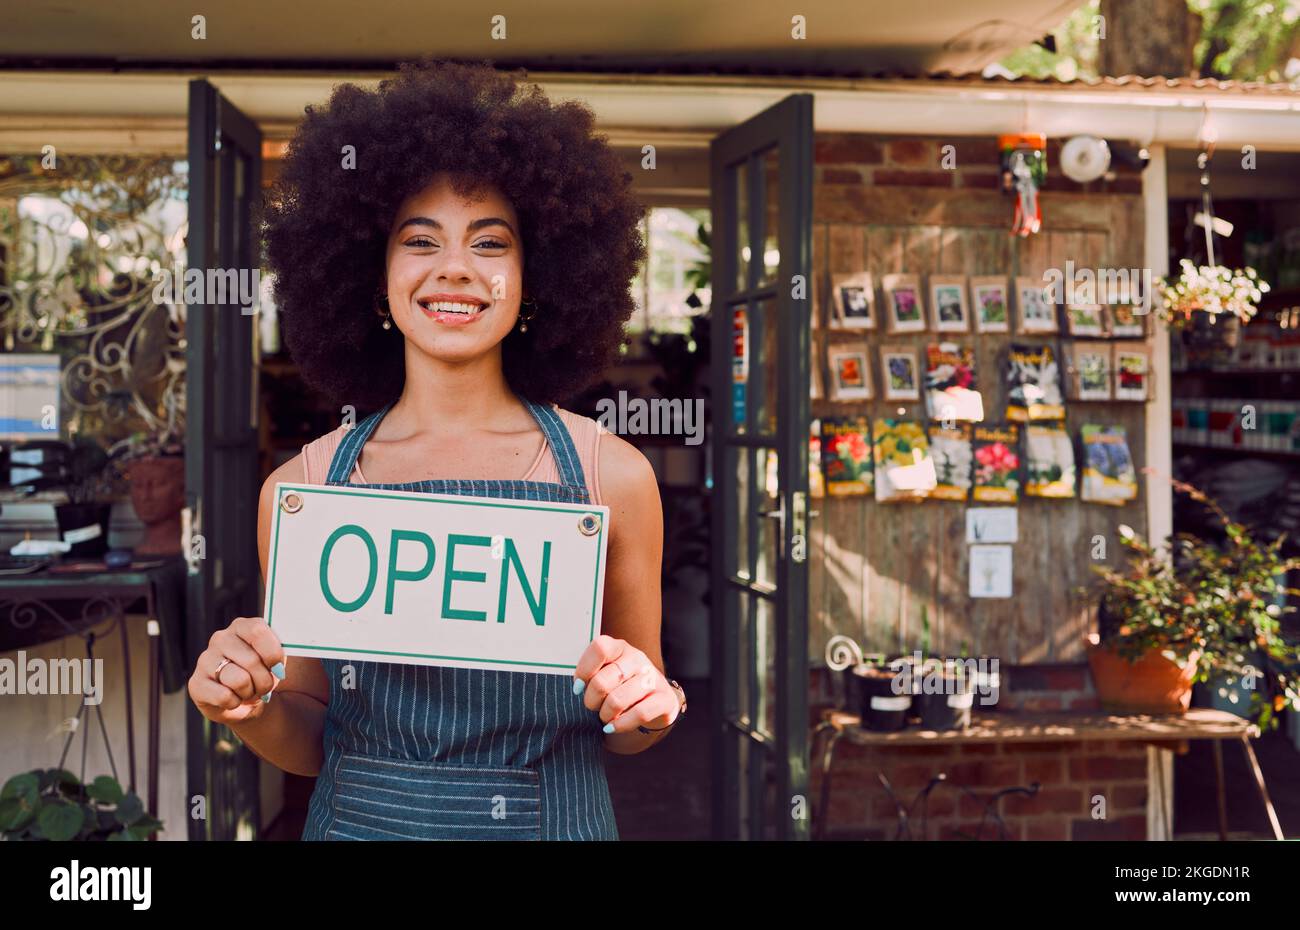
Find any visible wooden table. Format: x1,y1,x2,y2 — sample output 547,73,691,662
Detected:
812,708,1281,840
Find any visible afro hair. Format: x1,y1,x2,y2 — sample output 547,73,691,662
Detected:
263,58,646,410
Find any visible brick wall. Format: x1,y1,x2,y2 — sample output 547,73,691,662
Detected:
813,133,1144,194
809,664,1168,840
809,736,1151,840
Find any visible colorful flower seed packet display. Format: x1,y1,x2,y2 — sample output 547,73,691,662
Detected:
1005,343,1065,421
1113,344,1151,401
1023,424,1077,498
1063,340,1112,401
810,420,825,499
1080,424,1139,506
972,276,1010,333
927,424,974,501
872,418,936,502
971,425,1022,503
924,342,984,422
820,417,873,496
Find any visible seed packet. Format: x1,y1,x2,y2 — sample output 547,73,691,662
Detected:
927,424,973,501
820,417,873,496
810,420,825,498
924,342,984,422
971,425,1022,503
1005,343,1065,421
872,418,936,502
1023,424,1077,498
1080,424,1138,505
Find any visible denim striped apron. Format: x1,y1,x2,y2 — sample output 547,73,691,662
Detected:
301,400,619,841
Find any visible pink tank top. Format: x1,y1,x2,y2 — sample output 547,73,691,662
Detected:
299,404,605,505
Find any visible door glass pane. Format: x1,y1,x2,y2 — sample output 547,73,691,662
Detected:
756,447,779,588
737,589,753,724
760,146,780,286
728,445,750,579
731,305,748,436
734,159,750,292
753,299,778,435
758,595,777,739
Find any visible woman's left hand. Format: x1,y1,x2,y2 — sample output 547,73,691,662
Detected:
574,634,678,734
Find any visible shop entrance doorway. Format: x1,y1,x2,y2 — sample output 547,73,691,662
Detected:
183,78,264,841
709,93,814,840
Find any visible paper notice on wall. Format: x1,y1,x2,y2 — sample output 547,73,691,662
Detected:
965,507,1018,544
969,544,1013,598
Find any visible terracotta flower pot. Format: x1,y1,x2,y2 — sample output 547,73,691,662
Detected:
1086,639,1200,714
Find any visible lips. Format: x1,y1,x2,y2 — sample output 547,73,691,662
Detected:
416,295,489,325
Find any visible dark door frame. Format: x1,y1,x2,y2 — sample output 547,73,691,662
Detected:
708,93,814,841
184,78,264,841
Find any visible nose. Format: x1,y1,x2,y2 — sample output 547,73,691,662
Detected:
433,241,474,284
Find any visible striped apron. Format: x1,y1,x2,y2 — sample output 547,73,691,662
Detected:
301,400,619,840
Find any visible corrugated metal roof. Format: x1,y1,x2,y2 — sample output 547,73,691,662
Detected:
882,70,1300,96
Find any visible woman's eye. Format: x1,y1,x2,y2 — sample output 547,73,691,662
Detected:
405,237,436,248
476,238,507,249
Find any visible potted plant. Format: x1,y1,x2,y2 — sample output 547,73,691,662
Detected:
0,768,163,840
1155,259,1269,329
54,437,121,558
1091,478,1300,725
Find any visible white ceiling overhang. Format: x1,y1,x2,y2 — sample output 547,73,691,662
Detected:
3,0,1082,74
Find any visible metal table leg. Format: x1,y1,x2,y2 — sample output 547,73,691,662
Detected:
814,725,845,841
147,584,161,839
1211,739,1228,840
1240,735,1284,840
118,599,137,794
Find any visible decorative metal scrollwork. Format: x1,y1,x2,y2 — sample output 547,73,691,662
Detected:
0,153,188,446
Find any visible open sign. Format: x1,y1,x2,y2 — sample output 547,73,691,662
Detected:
262,484,609,674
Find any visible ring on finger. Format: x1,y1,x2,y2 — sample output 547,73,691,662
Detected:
213,657,232,678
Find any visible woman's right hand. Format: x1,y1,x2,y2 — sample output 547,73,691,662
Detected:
187,616,287,725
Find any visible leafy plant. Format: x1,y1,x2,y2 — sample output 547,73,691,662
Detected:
1093,475,1300,729
0,769,163,841
62,437,120,504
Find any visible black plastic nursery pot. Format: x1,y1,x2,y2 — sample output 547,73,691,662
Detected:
841,653,887,714
913,673,975,731
853,665,911,731
53,502,112,558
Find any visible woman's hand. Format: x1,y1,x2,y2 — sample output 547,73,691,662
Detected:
574,634,679,734
187,617,287,725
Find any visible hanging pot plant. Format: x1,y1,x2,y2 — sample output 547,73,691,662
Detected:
0,769,163,840
1155,259,1269,330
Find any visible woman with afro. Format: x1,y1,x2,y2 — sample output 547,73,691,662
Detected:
186,59,681,840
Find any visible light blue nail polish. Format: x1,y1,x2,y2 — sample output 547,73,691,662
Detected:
261,693,272,704
572,678,585,696
602,722,615,734
271,662,286,680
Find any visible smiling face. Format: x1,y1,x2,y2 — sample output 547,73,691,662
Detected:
382,173,524,364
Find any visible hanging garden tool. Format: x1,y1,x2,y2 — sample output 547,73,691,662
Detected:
998,133,1047,237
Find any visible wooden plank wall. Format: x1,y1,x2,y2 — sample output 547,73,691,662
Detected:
808,182,1149,666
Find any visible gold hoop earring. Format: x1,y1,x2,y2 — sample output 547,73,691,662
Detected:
376,291,392,330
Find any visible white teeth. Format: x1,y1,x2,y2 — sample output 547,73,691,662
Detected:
421,300,482,315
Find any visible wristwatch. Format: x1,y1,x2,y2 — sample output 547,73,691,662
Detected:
639,678,687,734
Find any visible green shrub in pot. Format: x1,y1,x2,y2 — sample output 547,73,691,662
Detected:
1093,477,1300,729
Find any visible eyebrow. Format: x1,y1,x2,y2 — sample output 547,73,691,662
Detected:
396,216,517,238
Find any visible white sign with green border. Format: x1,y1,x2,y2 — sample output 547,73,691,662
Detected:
263,484,609,675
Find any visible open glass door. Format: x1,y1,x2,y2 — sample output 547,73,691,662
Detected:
709,94,813,840
184,78,263,840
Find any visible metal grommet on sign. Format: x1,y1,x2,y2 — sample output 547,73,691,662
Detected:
280,492,303,514
578,512,601,536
